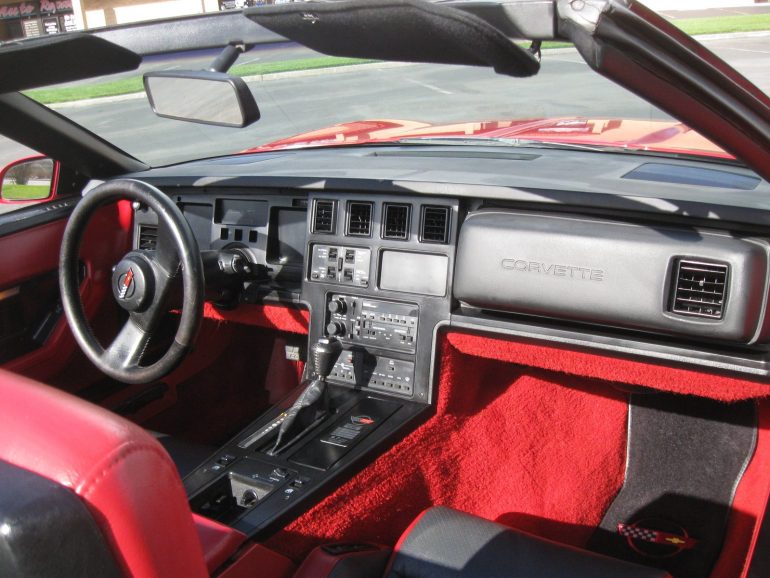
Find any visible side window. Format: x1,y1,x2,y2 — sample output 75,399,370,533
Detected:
0,138,57,216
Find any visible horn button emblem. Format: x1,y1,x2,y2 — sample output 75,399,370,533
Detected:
118,268,135,300
111,256,153,311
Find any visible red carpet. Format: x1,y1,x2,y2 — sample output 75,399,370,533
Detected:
446,332,770,402
266,335,629,561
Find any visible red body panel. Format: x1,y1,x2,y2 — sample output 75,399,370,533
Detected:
246,117,731,159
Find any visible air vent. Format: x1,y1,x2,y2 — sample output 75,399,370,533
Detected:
138,225,158,250
312,200,335,234
346,202,373,237
420,206,450,244
382,203,410,240
671,260,728,319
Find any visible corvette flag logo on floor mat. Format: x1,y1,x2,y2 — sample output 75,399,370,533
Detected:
618,522,697,553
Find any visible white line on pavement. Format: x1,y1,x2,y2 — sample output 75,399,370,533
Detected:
722,46,770,55
404,78,453,95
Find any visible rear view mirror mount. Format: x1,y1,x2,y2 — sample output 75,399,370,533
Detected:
143,70,260,128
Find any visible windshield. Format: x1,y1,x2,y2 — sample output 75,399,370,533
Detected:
8,19,770,167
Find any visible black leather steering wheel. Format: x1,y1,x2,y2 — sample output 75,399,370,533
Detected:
60,179,204,384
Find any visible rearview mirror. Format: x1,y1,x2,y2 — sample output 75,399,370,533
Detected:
0,156,55,203
144,70,260,128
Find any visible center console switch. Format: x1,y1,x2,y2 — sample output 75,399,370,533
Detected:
310,244,371,287
190,457,306,526
326,294,418,353
331,350,415,396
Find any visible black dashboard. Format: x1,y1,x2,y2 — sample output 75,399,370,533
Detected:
130,144,770,400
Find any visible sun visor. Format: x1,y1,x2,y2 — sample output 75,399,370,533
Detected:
246,0,540,78
0,34,141,93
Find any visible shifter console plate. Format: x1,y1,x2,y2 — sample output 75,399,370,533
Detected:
290,397,401,470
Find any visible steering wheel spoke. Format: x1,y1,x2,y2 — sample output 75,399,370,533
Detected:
102,316,153,369
153,219,182,276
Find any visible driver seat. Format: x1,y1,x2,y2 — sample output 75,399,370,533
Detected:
0,368,237,578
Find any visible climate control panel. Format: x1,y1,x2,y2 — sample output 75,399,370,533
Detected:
330,349,415,397
310,244,371,287
326,294,418,353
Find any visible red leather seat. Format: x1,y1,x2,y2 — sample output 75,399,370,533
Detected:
0,368,247,578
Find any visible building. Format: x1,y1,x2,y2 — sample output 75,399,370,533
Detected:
0,0,280,40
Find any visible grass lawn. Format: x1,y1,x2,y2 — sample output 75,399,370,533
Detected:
23,13,770,106
674,13,770,36
2,184,50,200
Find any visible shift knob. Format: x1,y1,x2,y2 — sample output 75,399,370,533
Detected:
312,337,343,379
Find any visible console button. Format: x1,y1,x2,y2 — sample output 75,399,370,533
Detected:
271,467,289,480
328,299,346,314
327,321,346,337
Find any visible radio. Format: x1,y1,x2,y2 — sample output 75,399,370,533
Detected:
326,294,418,353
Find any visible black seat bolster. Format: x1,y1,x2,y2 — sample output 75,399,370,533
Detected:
0,459,123,578
385,507,671,578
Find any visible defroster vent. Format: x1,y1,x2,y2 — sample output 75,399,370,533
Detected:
420,206,450,244
671,259,728,319
138,225,158,250
312,200,335,234
346,202,373,236
382,203,410,240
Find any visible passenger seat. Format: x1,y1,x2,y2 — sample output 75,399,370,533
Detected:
295,506,671,578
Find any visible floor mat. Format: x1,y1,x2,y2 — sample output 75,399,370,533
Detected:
588,393,757,578
266,338,629,561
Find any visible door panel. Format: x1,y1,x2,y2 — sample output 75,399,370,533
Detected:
0,200,133,381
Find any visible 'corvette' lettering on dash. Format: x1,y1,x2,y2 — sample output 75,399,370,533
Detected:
501,259,604,281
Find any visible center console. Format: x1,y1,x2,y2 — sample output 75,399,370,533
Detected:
179,190,459,538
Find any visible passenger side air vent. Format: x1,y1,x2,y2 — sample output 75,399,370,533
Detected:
382,203,410,240
671,259,728,319
346,202,373,237
312,200,336,234
420,206,450,244
138,225,158,250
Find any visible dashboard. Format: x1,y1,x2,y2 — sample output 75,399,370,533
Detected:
130,144,770,403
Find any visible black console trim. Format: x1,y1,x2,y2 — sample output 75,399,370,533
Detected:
184,384,428,537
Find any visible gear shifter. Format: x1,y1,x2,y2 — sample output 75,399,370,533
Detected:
268,336,342,455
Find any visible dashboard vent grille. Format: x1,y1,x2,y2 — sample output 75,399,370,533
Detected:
312,200,335,234
420,206,450,243
347,202,373,237
382,203,410,240
138,225,158,250
671,260,728,319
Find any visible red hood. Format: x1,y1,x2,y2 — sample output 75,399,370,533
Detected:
245,117,731,159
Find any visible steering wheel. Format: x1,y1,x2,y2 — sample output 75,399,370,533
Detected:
60,179,204,384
